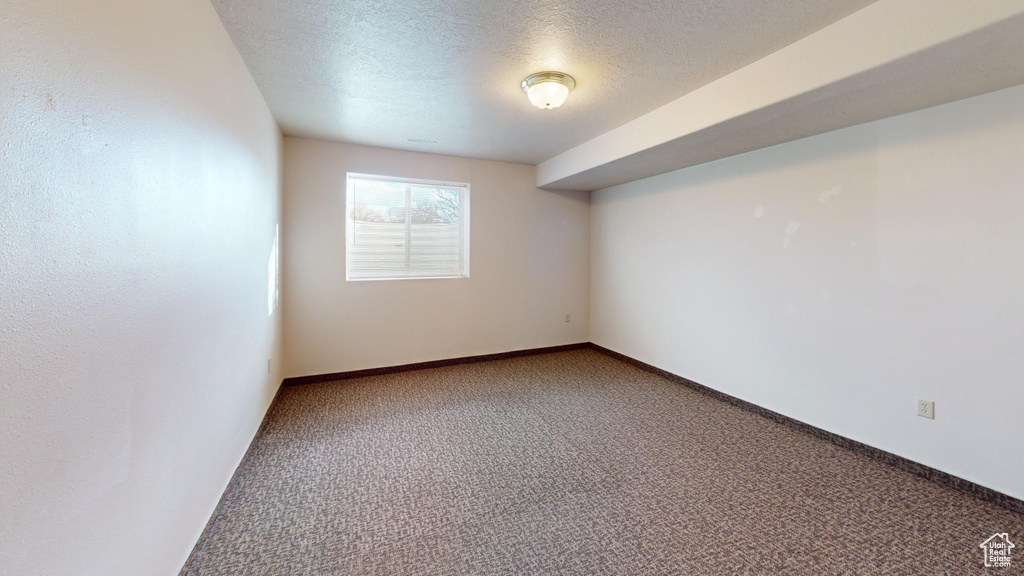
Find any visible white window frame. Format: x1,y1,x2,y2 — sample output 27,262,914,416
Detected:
345,172,471,282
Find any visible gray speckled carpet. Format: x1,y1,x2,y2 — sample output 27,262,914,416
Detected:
181,349,1022,575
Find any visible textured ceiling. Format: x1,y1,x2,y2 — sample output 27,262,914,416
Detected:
211,0,876,165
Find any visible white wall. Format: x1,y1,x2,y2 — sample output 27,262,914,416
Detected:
591,84,1024,501
283,138,589,377
0,1,282,575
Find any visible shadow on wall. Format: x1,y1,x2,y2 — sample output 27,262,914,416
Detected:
597,81,1023,203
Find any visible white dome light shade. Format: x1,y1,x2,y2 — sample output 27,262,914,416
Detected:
527,81,569,109
521,72,575,110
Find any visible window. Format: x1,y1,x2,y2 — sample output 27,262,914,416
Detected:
346,173,470,281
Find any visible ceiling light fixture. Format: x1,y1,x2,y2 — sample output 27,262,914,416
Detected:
521,71,575,110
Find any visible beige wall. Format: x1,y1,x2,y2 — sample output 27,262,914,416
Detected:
283,138,589,377
0,1,283,575
591,84,1024,500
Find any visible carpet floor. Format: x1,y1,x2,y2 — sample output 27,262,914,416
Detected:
181,349,1022,575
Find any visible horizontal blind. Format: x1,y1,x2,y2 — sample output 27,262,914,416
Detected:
346,174,469,281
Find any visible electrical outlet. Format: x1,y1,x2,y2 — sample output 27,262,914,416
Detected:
917,399,934,419
565,314,571,323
